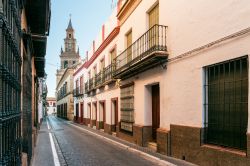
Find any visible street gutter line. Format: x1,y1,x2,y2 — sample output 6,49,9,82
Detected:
67,122,176,166
47,119,60,166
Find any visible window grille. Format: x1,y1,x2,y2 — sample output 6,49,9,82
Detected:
120,83,134,133
0,0,22,165
204,56,248,151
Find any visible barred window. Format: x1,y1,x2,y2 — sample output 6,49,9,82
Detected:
0,0,22,165
120,83,134,133
204,56,248,150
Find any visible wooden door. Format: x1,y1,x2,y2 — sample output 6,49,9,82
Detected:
94,103,97,126
111,98,118,132
126,31,132,63
152,84,160,140
114,100,118,126
88,103,91,125
80,102,83,124
76,103,79,122
102,102,106,123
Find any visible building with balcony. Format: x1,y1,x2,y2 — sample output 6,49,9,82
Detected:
56,19,81,121
0,0,51,165
73,9,120,133
72,0,250,165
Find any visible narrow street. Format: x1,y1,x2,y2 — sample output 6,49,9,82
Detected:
33,116,169,166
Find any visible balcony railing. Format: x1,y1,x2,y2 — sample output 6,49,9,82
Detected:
114,24,168,79
73,87,85,97
85,64,116,93
89,78,94,91
85,82,89,93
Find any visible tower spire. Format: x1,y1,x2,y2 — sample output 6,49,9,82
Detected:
67,14,73,30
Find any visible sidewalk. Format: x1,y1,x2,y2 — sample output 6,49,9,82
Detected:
32,118,55,166
66,120,196,166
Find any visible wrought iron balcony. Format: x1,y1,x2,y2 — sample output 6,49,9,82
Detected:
90,78,95,90
85,82,89,93
73,87,85,97
94,64,116,89
85,64,117,94
114,24,168,79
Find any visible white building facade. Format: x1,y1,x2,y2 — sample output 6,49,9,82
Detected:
73,0,250,165
74,9,120,133
47,97,57,115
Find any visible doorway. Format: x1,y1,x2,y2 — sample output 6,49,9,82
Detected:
80,102,83,124
111,98,118,132
152,84,160,140
99,101,105,129
87,103,91,125
92,102,97,127
76,103,79,122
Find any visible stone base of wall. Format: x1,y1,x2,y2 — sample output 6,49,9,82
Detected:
117,130,135,144
111,124,116,132
104,123,112,134
96,121,104,130
157,128,170,155
82,118,86,125
85,118,90,126
133,124,152,146
170,124,250,166
116,123,152,146
90,120,96,127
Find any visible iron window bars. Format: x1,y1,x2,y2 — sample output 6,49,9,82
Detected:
0,0,22,165
204,56,248,151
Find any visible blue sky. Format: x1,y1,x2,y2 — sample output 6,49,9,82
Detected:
45,0,117,97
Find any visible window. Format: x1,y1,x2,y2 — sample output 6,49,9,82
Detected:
110,48,116,64
148,4,159,28
73,61,76,64
120,83,134,133
69,34,72,38
100,58,105,71
148,4,159,47
204,57,248,150
64,61,68,68
88,71,90,79
93,66,97,77
126,31,132,63
65,82,68,94
53,102,56,107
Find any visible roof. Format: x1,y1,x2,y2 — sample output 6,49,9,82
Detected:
67,18,73,30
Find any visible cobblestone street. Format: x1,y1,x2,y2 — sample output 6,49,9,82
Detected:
33,116,191,166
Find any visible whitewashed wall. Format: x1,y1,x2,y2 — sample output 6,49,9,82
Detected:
117,0,250,131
